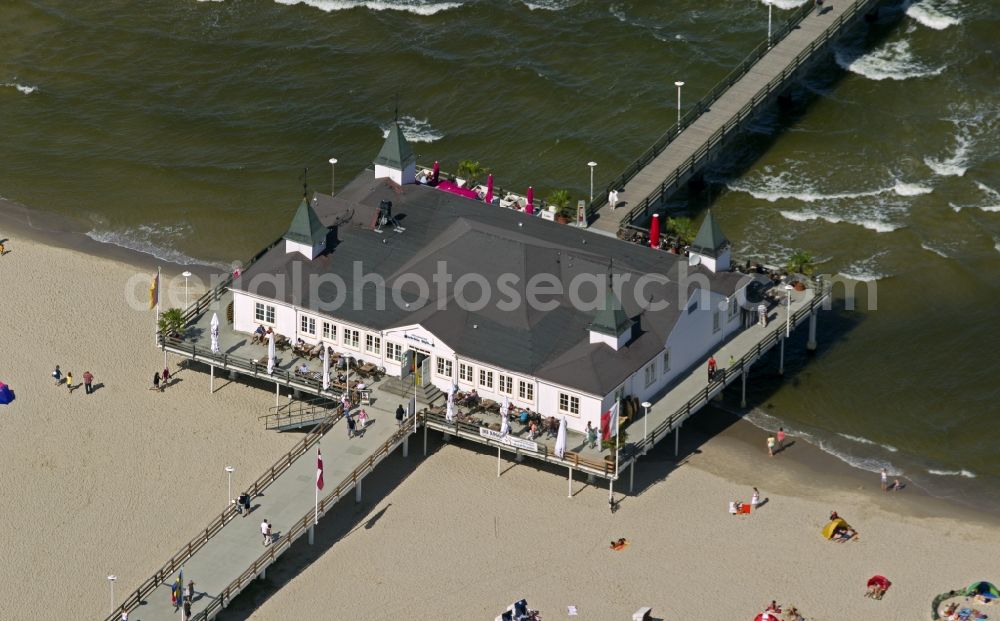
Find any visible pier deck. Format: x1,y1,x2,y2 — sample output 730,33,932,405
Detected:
591,0,880,234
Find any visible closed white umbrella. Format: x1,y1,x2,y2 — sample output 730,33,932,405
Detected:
500,395,510,417
554,416,567,458
322,345,330,390
210,312,220,354
446,385,455,422
267,331,275,375
500,411,509,436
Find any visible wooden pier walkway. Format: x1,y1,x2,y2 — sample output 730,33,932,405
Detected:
591,0,881,235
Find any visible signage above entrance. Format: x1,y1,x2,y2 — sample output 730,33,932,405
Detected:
403,333,434,348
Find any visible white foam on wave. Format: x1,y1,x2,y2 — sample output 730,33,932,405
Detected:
924,131,972,176
838,251,892,281
928,468,977,478
893,180,933,196
86,224,228,268
920,242,950,258
835,40,945,81
743,410,904,476
779,210,903,233
380,115,443,143
521,0,572,10
2,81,37,95
761,0,808,8
905,0,962,30
274,0,462,15
837,433,898,452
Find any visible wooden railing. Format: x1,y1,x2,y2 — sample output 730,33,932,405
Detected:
103,412,339,621
189,414,418,620
588,0,815,217
260,396,341,431
603,0,879,229
421,410,612,476
623,286,830,463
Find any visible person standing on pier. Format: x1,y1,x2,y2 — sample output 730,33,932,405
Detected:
395,404,405,427
346,411,356,439
707,356,717,382
261,519,272,546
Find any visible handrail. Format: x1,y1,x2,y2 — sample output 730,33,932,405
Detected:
605,0,879,229
421,410,612,475
588,0,815,217
624,286,830,462
191,414,418,620
103,410,340,621
261,400,341,431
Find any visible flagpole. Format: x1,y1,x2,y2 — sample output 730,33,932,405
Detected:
154,266,161,348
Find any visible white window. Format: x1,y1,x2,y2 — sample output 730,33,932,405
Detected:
498,374,513,395
518,380,534,402
322,322,337,341
300,315,316,335
386,342,403,362
558,393,579,415
458,363,473,384
713,309,721,333
254,302,275,324
478,369,494,389
365,334,381,354
436,357,453,378
344,328,359,349
644,363,656,387
662,350,671,375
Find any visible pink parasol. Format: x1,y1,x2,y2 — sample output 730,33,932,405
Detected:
754,613,781,621
525,186,534,214
485,173,494,204
432,160,440,183
649,213,661,249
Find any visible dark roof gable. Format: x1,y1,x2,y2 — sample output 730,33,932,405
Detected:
284,198,328,247
373,122,416,170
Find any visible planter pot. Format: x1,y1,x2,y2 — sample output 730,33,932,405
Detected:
555,214,571,224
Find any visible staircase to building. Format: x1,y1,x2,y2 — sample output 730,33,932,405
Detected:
376,376,444,407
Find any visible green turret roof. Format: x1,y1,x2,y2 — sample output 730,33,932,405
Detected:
284,198,328,247
589,287,633,338
374,122,416,170
690,209,729,258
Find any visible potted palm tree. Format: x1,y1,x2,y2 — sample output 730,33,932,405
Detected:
786,251,815,291
456,160,487,188
157,308,186,340
668,216,697,245
547,189,573,224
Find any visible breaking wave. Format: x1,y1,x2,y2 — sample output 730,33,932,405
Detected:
86,224,228,268
928,469,977,478
837,252,892,281
521,0,573,10
381,115,443,143
761,0,809,8
834,40,945,81
905,0,962,30
920,242,950,258
837,433,898,453
924,130,972,176
779,210,903,233
727,172,931,203
2,81,37,95
273,0,462,15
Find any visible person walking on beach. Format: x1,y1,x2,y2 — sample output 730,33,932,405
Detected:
261,519,271,546
52,365,62,386
152,372,160,391
83,371,94,394
751,487,760,509
66,371,74,393
767,435,776,457
880,468,888,492
162,367,171,389
776,427,786,452
395,404,405,427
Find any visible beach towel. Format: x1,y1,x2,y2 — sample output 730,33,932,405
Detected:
739,503,752,514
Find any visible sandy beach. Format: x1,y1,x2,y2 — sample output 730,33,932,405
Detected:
0,231,297,620
1,228,997,621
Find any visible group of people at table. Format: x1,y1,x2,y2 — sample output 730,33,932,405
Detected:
451,389,562,441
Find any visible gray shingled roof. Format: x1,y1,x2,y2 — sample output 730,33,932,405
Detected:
284,198,328,247
588,287,633,338
236,175,751,396
373,122,416,170
690,209,729,258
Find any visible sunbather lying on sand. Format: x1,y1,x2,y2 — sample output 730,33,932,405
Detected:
610,538,629,551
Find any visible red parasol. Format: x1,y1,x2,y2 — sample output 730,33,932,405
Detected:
649,213,661,248
432,160,440,183
525,186,534,214
485,173,494,204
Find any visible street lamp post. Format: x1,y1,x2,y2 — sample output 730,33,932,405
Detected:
107,575,117,612
182,270,192,307
587,161,597,203
329,157,338,196
785,284,794,338
641,401,652,455
225,465,235,505
674,81,685,129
